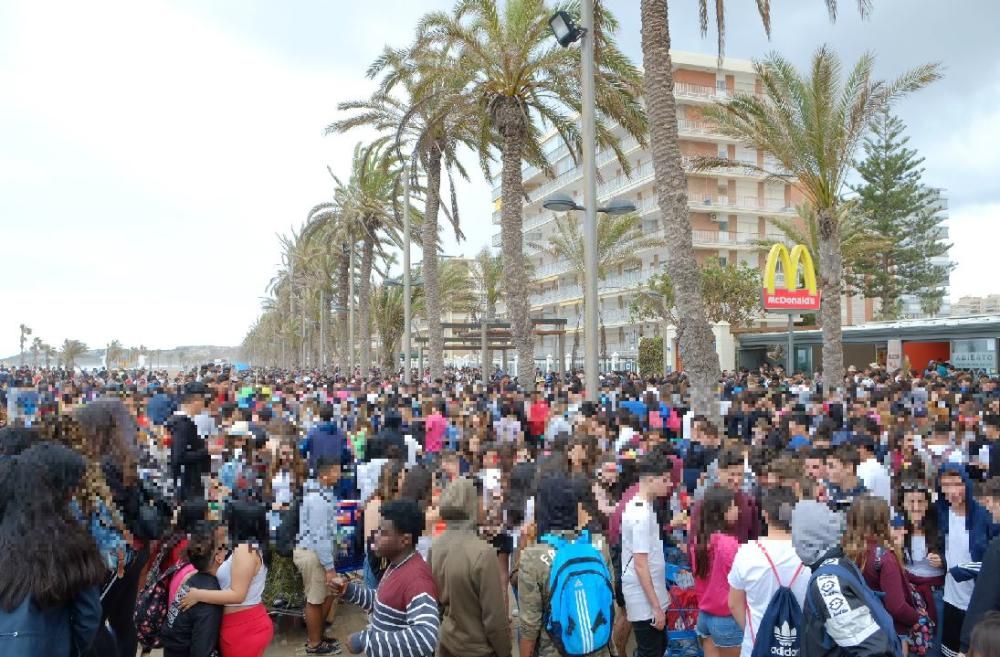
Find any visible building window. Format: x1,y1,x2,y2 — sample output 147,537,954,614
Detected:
719,256,728,267
718,219,728,232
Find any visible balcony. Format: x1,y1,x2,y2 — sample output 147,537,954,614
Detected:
688,195,795,215
535,260,575,279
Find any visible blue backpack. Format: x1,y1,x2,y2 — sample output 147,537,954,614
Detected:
747,542,805,657
540,530,614,657
804,559,903,657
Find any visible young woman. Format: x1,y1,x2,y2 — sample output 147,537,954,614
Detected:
689,485,744,657
181,502,273,657
898,479,945,629
0,442,107,657
844,495,923,657
363,459,405,587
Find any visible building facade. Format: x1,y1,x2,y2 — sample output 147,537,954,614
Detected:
489,51,875,370
951,295,1000,317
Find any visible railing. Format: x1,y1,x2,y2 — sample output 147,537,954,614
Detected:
677,119,723,137
535,260,574,278
597,160,656,199
692,229,760,246
689,195,793,214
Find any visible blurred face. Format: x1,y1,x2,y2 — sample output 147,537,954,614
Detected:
804,458,826,481
903,490,928,522
825,458,850,486
374,517,410,560
569,443,587,467
940,474,966,507
599,461,619,486
721,464,743,493
644,473,671,499
483,450,500,469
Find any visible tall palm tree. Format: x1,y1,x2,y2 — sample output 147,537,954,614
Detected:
639,0,878,414
30,337,43,368
330,45,473,382
19,324,31,366
106,340,124,369
60,339,87,371
334,141,412,373
471,247,503,369
700,47,939,388
529,211,665,367
418,0,646,385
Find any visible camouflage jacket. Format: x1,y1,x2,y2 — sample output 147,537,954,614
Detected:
517,530,616,657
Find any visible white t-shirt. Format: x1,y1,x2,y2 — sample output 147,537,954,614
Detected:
856,458,892,504
944,509,975,610
728,538,810,657
620,496,669,622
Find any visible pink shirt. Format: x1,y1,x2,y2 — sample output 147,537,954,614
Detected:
691,532,740,616
424,413,446,453
168,563,197,606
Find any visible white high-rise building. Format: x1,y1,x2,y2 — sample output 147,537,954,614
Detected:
489,51,845,370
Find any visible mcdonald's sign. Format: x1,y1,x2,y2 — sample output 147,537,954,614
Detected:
762,243,821,311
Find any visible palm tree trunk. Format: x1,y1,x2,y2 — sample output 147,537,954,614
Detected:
496,98,535,386
641,0,720,417
423,144,445,382
570,315,581,371
358,236,375,373
485,301,496,373
818,209,845,391
337,248,350,365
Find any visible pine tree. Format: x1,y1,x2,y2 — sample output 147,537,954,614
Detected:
852,109,953,319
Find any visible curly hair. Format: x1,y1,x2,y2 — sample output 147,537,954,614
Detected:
843,495,903,572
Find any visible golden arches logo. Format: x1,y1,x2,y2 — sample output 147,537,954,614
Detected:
762,243,820,311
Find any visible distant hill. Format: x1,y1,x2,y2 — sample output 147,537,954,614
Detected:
1,345,242,370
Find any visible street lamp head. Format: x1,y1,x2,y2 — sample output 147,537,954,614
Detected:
548,10,584,48
598,199,638,216
543,195,584,213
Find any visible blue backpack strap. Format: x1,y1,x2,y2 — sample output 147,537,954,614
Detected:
540,533,566,550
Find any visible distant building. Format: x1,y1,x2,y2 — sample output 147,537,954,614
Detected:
951,295,1000,317
897,193,951,319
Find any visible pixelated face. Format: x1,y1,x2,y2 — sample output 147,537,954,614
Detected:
374,517,409,558
804,458,826,481
725,501,739,527
721,464,743,493
599,461,618,484
902,490,928,520
824,458,850,486
939,473,965,506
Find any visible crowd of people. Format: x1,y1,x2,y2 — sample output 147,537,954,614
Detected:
4,360,1000,657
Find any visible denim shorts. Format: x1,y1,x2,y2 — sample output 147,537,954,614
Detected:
695,611,745,648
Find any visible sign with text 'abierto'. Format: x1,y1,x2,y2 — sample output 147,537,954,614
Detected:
762,243,821,312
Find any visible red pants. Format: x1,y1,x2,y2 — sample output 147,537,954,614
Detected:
220,604,273,657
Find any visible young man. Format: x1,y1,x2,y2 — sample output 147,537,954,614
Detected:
854,435,891,504
960,478,1000,654
167,381,211,500
431,478,511,657
691,447,760,543
621,451,672,657
294,454,342,655
334,499,439,657
937,464,993,657
792,499,897,657
519,473,614,657
159,521,224,657
824,445,868,513
303,404,345,477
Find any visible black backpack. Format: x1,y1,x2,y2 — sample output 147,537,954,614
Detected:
273,495,301,558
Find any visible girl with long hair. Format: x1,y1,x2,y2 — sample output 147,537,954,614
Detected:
690,485,743,657
843,495,924,656
0,442,107,657
181,501,273,657
898,478,945,629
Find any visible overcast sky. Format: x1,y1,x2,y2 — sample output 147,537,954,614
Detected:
2,0,998,357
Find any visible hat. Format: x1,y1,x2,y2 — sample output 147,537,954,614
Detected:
183,381,208,397
791,500,844,565
847,365,858,373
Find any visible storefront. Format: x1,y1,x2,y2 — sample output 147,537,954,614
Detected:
735,315,1000,375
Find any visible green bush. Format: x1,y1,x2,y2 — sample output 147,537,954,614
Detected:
638,336,664,375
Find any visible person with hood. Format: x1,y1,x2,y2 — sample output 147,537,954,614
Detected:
518,473,615,657
937,463,993,657
793,499,898,657
430,477,512,657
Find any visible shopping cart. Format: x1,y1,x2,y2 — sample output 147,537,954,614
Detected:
664,562,703,657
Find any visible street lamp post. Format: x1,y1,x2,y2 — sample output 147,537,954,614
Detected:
348,243,355,373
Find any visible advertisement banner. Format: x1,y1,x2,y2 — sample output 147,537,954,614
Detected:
761,244,821,312
886,339,903,371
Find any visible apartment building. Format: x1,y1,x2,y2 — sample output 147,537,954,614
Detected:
951,295,1000,317
489,51,877,369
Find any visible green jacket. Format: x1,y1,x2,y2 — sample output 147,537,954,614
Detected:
517,530,615,657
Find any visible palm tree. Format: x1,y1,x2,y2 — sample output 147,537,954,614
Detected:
333,141,412,373
471,247,503,369
106,340,124,369
30,337,43,368
42,343,56,369
60,339,87,371
418,0,646,385
529,211,665,368
330,45,473,382
638,0,879,414
18,324,31,366
700,47,940,389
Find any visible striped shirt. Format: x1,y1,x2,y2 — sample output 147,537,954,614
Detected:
345,551,440,657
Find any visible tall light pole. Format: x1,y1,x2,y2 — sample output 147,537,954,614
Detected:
348,243,355,373
403,152,414,385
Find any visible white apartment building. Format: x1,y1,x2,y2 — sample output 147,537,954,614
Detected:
951,295,1000,317
489,51,870,370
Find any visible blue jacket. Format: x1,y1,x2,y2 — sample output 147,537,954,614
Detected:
937,462,993,563
0,587,101,657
